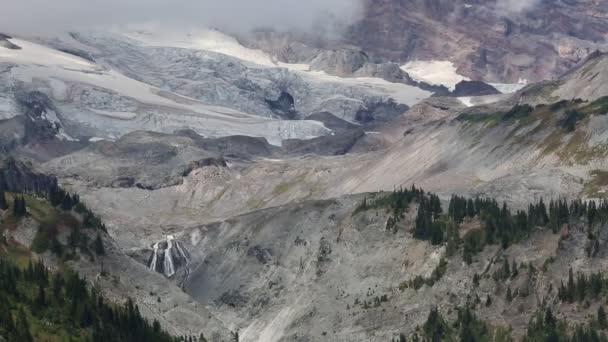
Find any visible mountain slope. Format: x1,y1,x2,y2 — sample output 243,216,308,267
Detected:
345,0,608,83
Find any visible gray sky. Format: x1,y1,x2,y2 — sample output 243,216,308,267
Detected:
1,0,363,36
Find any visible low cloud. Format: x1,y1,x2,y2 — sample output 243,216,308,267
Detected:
1,0,363,36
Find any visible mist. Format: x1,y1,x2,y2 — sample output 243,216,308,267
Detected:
1,0,363,37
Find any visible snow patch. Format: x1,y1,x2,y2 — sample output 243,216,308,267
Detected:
0,38,95,69
489,81,528,94
401,60,469,91
92,109,137,120
458,97,474,107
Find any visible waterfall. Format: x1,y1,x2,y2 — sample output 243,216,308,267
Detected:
164,237,175,277
149,235,189,278
175,241,189,262
149,242,159,271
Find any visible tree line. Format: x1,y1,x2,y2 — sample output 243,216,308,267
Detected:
0,255,208,342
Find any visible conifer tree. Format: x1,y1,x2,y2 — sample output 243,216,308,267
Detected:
0,185,7,210
506,287,513,302
599,306,607,329
15,308,34,342
35,284,46,309
566,268,576,302
12,196,26,217
94,233,105,256
511,260,519,278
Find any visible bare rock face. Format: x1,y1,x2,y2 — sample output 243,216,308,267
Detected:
309,46,370,76
15,91,60,144
344,0,608,82
451,81,501,97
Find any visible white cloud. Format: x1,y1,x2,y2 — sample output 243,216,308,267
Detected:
0,0,363,36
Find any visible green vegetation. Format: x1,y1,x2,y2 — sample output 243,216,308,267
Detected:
411,306,511,342
412,304,608,342
272,182,291,196
455,97,608,164
0,184,7,210
580,96,608,116
354,186,426,233
12,196,26,217
357,184,608,267
523,308,608,342
400,258,448,291
94,234,105,256
448,195,552,263
583,170,608,198
558,268,608,303
456,104,534,127
0,254,204,342
0,173,204,342
413,193,444,244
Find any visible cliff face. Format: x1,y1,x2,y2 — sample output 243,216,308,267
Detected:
344,0,608,82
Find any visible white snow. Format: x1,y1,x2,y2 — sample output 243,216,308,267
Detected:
122,27,431,107
401,60,470,91
0,37,332,145
458,97,475,107
0,31,434,145
88,137,108,142
92,109,138,120
489,82,528,94
300,71,431,107
0,38,95,69
122,27,311,71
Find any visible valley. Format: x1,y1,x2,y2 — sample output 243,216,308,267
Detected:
2,1,608,341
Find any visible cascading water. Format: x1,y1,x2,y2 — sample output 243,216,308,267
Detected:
164,236,176,277
149,242,159,271
148,235,189,278
175,241,189,265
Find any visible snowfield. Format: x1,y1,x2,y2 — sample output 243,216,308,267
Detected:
0,28,436,145
401,60,527,94
122,27,431,107
401,60,469,91
0,35,332,145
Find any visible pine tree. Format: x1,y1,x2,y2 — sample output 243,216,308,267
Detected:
506,287,513,302
467,198,475,218
15,308,34,342
0,185,7,210
12,196,26,217
94,233,105,256
567,268,576,302
503,259,511,279
35,284,46,309
599,306,607,329
511,260,519,278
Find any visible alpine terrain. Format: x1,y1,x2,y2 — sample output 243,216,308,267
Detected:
2,0,608,341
